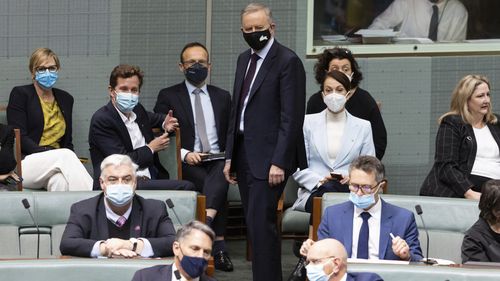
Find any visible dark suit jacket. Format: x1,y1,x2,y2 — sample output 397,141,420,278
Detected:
420,114,500,197
318,199,423,262
225,40,307,179
0,124,16,174
462,217,500,263
154,82,231,153
7,84,74,155
60,193,176,258
347,272,384,281
306,88,387,160
131,264,215,281
89,102,168,186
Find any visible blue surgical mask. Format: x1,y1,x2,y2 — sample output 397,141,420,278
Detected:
306,260,334,281
180,254,208,278
35,70,58,89
115,92,139,113
349,192,375,209
105,184,134,207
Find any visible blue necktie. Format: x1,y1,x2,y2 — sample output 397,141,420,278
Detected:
357,212,371,259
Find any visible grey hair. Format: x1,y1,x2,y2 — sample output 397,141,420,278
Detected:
241,2,273,24
348,155,385,183
100,154,138,178
176,220,215,243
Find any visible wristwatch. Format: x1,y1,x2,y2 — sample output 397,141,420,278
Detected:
130,238,138,252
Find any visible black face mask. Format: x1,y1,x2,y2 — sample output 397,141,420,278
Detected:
242,29,271,51
184,63,208,86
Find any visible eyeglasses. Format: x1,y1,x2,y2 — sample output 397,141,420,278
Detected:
35,65,58,74
305,255,336,266
349,181,382,194
182,60,209,68
328,48,352,56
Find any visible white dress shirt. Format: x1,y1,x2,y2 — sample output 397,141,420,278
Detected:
181,81,220,162
114,106,151,178
471,126,500,179
369,0,468,42
351,198,382,259
90,197,153,257
239,37,275,132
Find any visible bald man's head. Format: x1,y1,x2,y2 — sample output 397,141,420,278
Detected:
306,239,348,281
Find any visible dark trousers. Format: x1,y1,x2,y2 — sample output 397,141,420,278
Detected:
182,160,229,236
304,180,349,213
136,178,195,191
469,174,492,192
235,136,285,281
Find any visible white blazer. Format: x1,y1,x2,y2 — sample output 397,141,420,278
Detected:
292,110,375,211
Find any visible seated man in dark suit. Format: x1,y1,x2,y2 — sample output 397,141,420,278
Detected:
306,238,383,281
60,154,176,258
131,220,216,281
289,156,422,281
89,64,194,191
154,42,233,271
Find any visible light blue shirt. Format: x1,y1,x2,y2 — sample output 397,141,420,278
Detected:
239,37,275,132
181,81,220,162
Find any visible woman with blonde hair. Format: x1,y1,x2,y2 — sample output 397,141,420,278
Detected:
7,48,92,191
420,74,500,200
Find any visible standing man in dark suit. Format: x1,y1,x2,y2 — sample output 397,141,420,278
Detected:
154,42,233,272
223,3,307,280
89,64,194,191
60,154,176,258
305,238,383,281
131,220,216,281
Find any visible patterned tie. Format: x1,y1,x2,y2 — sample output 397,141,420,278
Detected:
357,212,371,259
428,5,439,41
238,53,260,114
116,216,127,228
193,88,211,152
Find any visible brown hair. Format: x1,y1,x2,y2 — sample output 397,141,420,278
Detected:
479,180,500,225
109,64,144,89
323,70,352,93
314,47,363,88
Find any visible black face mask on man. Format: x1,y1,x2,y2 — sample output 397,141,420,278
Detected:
184,63,208,85
242,29,271,51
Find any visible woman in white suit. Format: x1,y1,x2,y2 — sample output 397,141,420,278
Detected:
292,70,375,213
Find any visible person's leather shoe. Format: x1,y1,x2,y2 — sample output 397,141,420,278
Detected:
287,256,306,281
214,251,234,272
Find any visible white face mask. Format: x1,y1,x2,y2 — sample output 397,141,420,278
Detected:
323,92,347,113
105,184,134,207
306,259,334,281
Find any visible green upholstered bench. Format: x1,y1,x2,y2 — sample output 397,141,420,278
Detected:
0,190,204,258
313,193,480,263
348,262,500,281
0,258,171,281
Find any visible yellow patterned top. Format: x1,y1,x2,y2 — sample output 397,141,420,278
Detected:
38,96,66,148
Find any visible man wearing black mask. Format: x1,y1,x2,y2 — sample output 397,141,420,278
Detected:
223,3,306,281
154,42,233,272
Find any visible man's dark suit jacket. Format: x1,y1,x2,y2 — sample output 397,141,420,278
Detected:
420,114,500,197
347,272,384,281
60,193,176,257
89,102,168,187
131,264,215,281
7,84,74,155
225,40,307,178
153,82,231,153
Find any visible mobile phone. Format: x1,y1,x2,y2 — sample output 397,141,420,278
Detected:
330,172,343,181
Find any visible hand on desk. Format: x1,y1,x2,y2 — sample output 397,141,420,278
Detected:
100,238,139,258
391,234,410,261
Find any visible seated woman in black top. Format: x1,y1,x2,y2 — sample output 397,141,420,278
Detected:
306,47,387,160
462,179,500,263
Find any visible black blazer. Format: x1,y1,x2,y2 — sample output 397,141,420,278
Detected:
59,193,176,258
0,124,16,174
154,82,231,152
89,102,168,186
7,84,74,155
420,114,500,197
306,87,387,160
462,217,500,263
225,40,307,179
131,264,215,281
